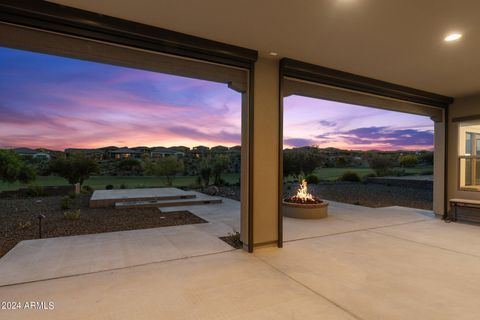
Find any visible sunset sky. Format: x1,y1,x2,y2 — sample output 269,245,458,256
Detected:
284,96,434,151
0,47,433,151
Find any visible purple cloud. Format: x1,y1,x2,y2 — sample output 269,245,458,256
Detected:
168,126,240,144
284,138,317,147
319,120,336,127
335,126,433,147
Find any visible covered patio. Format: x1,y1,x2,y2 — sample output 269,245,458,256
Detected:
1,1,480,319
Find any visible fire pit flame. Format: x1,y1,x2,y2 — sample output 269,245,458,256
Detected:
286,179,322,204
296,179,314,201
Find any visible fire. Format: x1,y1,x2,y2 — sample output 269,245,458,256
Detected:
295,179,314,202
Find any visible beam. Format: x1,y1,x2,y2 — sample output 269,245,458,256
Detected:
0,0,257,69
280,58,454,109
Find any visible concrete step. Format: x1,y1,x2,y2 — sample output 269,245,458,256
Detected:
90,188,197,208
115,197,222,209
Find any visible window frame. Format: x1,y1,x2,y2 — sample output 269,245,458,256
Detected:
459,131,480,191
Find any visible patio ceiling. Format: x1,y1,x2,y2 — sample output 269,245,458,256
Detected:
48,0,480,98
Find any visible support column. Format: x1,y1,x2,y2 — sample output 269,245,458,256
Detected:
433,117,446,215
250,57,280,248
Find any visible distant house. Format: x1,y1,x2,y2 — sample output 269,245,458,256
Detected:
150,147,184,158
14,147,51,160
192,146,210,159
65,148,105,160
109,147,142,159
131,146,150,156
229,145,241,152
211,145,229,154
170,146,190,154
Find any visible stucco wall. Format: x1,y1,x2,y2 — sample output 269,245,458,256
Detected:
448,93,480,206
252,58,279,246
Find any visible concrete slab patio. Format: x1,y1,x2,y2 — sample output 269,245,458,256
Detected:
0,196,434,286
0,225,233,286
2,199,480,319
1,212,480,319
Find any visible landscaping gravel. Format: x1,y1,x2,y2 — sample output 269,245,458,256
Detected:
286,181,433,210
0,194,206,258
214,182,433,210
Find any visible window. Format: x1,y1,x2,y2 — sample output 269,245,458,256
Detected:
459,123,480,190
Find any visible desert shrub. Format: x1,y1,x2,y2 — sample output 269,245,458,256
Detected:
0,149,36,184
64,209,81,221
120,183,127,189
220,231,242,249
81,185,93,194
17,220,32,230
399,154,418,167
215,177,226,186
25,184,45,197
305,174,320,184
61,196,71,210
338,171,361,182
105,184,114,190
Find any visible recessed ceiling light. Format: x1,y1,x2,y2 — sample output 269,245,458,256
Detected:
444,33,462,42
269,52,278,56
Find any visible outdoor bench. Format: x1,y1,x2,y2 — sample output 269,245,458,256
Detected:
449,198,480,223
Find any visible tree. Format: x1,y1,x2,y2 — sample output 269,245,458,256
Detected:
399,154,418,168
335,156,350,168
419,152,434,165
49,155,99,187
197,160,212,187
145,157,184,186
212,155,230,185
0,149,36,184
283,148,326,180
117,158,142,175
369,156,395,177
283,150,301,180
295,148,325,176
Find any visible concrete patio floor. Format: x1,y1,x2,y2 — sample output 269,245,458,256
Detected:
1,200,480,319
0,192,240,286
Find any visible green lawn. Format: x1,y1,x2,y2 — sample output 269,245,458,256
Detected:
286,166,433,182
314,168,375,181
0,166,433,191
0,173,241,192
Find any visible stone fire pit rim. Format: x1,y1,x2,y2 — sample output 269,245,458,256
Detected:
282,200,329,209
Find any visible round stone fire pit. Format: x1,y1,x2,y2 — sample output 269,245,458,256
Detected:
283,180,328,219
